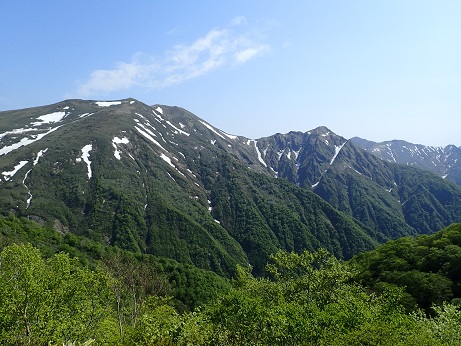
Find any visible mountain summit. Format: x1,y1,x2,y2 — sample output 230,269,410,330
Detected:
1,99,460,274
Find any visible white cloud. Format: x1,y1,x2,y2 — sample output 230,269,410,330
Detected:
234,45,269,64
73,19,268,97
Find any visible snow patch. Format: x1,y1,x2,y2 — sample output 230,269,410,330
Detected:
2,160,28,181
252,140,267,167
33,148,48,166
166,120,190,136
155,106,163,114
386,144,396,162
293,149,301,160
221,131,237,140
0,127,38,139
95,101,122,107
166,172,176,182
112,137,129,160
329,141,347,165
160,153,175,168
80,144,93,179
277,150,284,160
199,120,226,140
0,126,61,156
135,126,167,151
21,149,48,208
78,112,92,119
152,109,165,121
31,112,66,126
24,169,33,208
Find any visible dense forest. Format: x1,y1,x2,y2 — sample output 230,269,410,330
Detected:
1,215,460,345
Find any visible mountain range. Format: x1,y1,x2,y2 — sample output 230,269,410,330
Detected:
1,98,460,275
351,137,461,186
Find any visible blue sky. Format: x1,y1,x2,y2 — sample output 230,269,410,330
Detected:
1,1,460,146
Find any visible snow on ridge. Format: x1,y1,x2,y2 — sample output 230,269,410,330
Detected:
112,137,129,160
2,160,28,181
95,101,122,107
31,111,66,126
329,141,347,165
221,131,237,140
155,106,163,114
199,120,226,140
80,144,93,179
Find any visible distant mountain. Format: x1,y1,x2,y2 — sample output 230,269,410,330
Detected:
351,137,461,186
1,99,460,275
241,130,461,238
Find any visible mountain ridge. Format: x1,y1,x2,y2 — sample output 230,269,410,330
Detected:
351,136,461,185
1,98,460,274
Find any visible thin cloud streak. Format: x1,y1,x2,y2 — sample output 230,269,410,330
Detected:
74,20,269,97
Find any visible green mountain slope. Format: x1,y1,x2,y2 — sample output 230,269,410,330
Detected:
1,99,460,275
352,223,461,312
0,99,375,274
253,129,461,240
